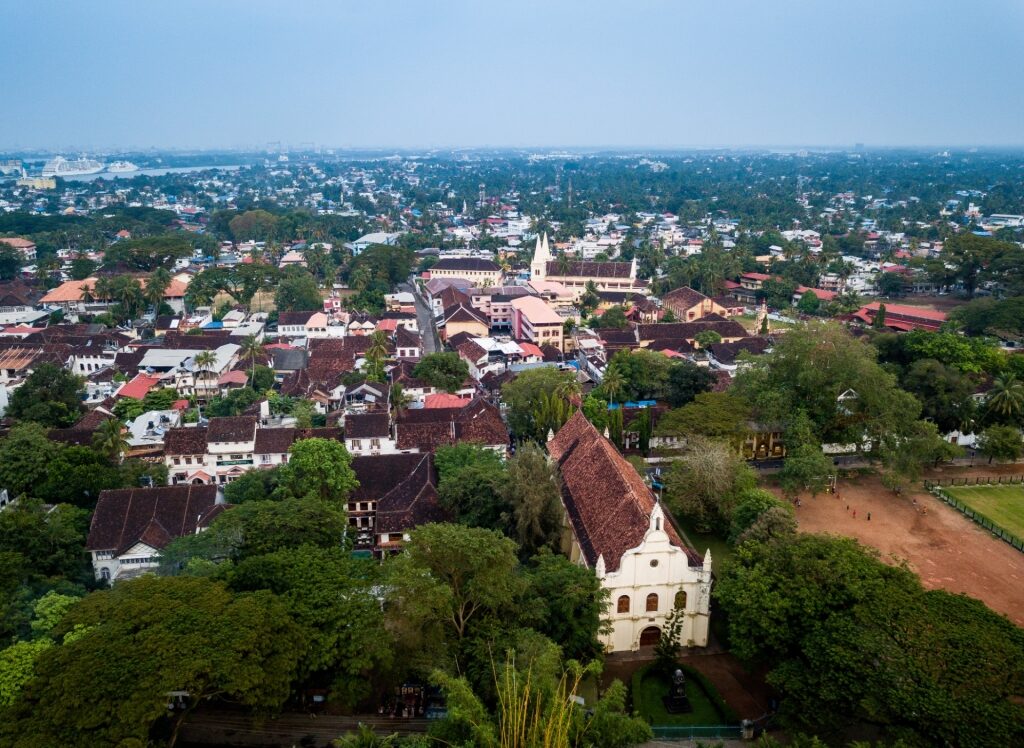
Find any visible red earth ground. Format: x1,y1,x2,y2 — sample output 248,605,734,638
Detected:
788,466,1024,626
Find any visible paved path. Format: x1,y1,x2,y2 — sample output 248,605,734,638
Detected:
402,279,440,354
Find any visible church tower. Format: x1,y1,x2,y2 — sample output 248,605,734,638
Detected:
531,232,551,280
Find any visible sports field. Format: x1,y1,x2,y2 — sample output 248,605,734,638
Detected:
944,483,1024,540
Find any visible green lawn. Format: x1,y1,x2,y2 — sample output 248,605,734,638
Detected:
634,670,725,726
944,484,1024,539
671,513,733,568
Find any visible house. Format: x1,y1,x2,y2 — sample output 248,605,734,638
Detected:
429,257,503,286
86,484,226,582
395,397,508,452
345,412,397,455
278,310,342,339
636,319,748,348
0,238,37,262
660,287,728,322
706,337,772,374
441,303,489,340
510,295,565,352
547,412,711,652
348,232,401,256
278,250,308,269
395,325,422,360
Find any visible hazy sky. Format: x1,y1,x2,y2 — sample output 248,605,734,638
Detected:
3,0,1023,150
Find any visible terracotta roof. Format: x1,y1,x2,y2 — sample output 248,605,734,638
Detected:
116,373,163,400
164,427,209,455
350,453,426,501
661,286,710,310
432,257,500,272
374,453,448,534
444,303,488,326
395,326,420,349
708,337,771,365
278,311,317,326
637,320,747,342
86,484,221,554
545,260,631,278
548,411,694,571
345,412,391,438
395,397,506,451
208,416,257,443
424,393,469,409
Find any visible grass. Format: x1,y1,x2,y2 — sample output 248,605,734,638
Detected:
943,484,1024,539
671,513,734,568
633,670,725,726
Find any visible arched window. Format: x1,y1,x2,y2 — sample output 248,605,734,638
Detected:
100,567,110,581
675,590,687,610
646,593,659,612
616,595,630,614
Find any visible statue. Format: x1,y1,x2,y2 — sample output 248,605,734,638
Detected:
662,668,692,714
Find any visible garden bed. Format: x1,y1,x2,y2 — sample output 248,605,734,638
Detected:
630,663,738,726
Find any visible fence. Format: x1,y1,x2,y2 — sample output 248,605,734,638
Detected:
924,474,1024,488
923,479,1024,554
650,725,744,740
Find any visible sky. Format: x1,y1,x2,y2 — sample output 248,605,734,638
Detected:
2,0,1023,151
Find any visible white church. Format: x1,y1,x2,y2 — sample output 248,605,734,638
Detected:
547,411,712,652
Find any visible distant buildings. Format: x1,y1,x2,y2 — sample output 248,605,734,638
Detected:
530,234,647,299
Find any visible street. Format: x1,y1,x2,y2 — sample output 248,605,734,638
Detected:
401,279,440,355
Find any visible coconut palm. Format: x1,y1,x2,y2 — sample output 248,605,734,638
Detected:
602,365,626,405
239,334,264,383
93,417,129,464
193,350,219,403
365,330,389,382
390,382,410,417
986,375,1024,422
145,267,172,311
92,276,113,305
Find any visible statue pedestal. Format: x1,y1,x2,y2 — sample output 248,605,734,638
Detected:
662,669,692,714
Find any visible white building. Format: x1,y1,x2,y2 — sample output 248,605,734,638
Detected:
548,412,711,652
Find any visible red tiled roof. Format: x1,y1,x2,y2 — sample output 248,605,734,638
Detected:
86,484,221,554
115,373,163,400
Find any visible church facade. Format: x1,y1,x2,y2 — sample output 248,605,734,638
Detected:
530,234,649,300
547,412,712,652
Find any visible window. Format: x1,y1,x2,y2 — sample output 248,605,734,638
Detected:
351,439,362,450
100,568,110,581
675,591,687,610
646,593,659,612
650,559,659,568
617,595,630,614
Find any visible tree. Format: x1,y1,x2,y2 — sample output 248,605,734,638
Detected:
985,375,1024,424
728,489,792,544
364,330,389,383
736,505,797,545
102,235,192,271
239,334,265,382
601,366,626,406
6,364,84,428
796,289,820,314
291,398,314,428
192,349,218,408
0,423,63,499
778,444,833,499
144,267,172,310
735,321,920,450
876,272,905,297
500,444,562,557
413,352,469,393
663,358,712,405
594,305,628,328
872,302,887,329
502,368,580,440
435,444,510,530
664,437,756,532
0,247,21,281
0,576,303,748
274,269,322,312
655,391,751,444
900,359,976,434
976,425,1023,464
654,603,685,673
397,523,523,641
222,467,281,504
522,552,607,662
694,330,722,349
603,349,672,402
250,364,275,392
92,417,129,464
276,438,358,504
0,639,52,708
225,546,390,706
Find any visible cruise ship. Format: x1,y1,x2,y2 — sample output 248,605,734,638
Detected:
42,156,104,177
107,160,139,173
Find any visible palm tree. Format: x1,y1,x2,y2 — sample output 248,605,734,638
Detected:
390,382,410,417
365,330,389,382
986,375,1024,421
602,365,625,406
239,335,264,383
93,417,129,464
193,350,219,403
93,276,113,306
145,267,172,311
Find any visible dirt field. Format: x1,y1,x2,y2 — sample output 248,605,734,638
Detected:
790,470,1024,625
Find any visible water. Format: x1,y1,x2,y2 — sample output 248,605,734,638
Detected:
60,165,246,182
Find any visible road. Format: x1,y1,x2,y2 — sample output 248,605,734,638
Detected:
402,279,440,355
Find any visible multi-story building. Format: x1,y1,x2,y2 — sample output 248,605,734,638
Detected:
510,295,565,352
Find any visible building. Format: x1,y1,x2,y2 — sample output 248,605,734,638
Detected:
660,287,728,321
429,257,503,287
530,234,647,299
0,238,37,262
345,412,397,455
851,302,946,332
348,232,401,256
547,412,711,652
441,303,489,340
510,295,565,352
86,484,226,582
